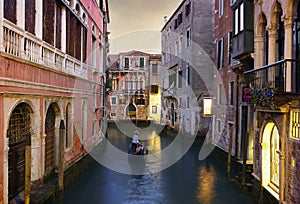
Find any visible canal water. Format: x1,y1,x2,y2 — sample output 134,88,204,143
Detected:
61,121,257,204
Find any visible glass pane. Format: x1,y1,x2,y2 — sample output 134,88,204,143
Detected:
240,3,244,31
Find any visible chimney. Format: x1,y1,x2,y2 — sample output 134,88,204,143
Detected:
163,16,168,23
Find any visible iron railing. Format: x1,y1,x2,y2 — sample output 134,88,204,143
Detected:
244,59,300,94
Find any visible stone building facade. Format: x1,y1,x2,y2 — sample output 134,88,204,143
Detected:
107,50,161,121
161,0,214,135
0,0,109,203
243,0,300,203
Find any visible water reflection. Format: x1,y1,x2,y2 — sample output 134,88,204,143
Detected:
125,174,166,204
196,164,217,203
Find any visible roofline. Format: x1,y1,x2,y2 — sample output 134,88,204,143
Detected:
161,0,186,31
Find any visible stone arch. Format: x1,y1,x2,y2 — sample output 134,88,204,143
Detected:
44,102,61,180
269,0,283,26
125,103,137,118
257,12,268,35
7,102,33,200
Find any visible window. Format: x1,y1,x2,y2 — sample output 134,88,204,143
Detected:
124,57,129,68
219,0,224,16
174,19,178,29
229,81,234,106
217,38,224,69
228,32,232,65
187,97,190,109
240,3,244,31
276,6,284,61
186,64,190,86
136,98,145,105
178,70,182,88
234,3,244,35
25,0,36,35
169,67,177,87
140,57,145,68
4,0,16,23
111,97,117,105
112,78,119,91
179,36,183,54
92,36,97,67
217,119,221,133
218,84,222,105
175,40,178,56
186,28,191,47
151,85,159,94
152,106,157,114
291,111,300,140
152,64,158,74
111,112,117,117
185,2,191,16
178,12,183,25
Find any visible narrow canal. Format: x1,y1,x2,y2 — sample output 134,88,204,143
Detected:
61,121,256,204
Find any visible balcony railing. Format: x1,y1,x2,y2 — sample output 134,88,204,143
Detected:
1,19,88,79
244,59,300,94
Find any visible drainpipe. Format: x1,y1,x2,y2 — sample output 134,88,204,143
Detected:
235,75,239,158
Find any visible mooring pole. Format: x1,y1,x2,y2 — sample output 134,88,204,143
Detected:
58,120,65,203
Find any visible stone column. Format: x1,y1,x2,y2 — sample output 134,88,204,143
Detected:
16,0,25,30
279,112,287,203
267,23,277,64
284,13,294,92
254,34,265,68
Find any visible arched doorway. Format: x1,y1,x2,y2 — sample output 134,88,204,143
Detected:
44,104,57,179
7,103,32,200
261,122,280,193
126,103,136,118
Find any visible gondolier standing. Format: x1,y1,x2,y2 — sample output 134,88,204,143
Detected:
131,131,140,153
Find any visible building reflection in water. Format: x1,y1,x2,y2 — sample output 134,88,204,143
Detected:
196,164,217,203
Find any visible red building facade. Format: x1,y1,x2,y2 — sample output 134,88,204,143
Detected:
0,0,109,202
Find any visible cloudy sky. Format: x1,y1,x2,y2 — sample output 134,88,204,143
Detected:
108,0,182,54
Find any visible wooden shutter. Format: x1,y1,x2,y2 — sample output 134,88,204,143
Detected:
43,0,55,45
4,0,17,24
25,0,36,34
55,2,62,49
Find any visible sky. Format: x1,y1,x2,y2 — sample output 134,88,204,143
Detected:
108,0,183,54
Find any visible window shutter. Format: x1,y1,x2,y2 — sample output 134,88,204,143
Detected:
25,0,36,34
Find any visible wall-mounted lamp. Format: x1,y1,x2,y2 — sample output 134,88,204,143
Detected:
203,97,214,117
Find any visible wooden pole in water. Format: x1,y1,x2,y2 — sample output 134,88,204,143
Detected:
24,135,31,204
58,120,65,203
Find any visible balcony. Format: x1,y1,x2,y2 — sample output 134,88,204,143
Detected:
1,19,88,79
232,31,254,59
244,59,300,94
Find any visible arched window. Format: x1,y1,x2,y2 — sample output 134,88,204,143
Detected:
275,2,284,61
293,2,300,60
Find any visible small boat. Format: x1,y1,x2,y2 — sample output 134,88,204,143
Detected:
128,141,148,155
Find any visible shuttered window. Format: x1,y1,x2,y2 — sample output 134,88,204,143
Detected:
25,0,36,34
43,0,55,45
4,0,16,24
